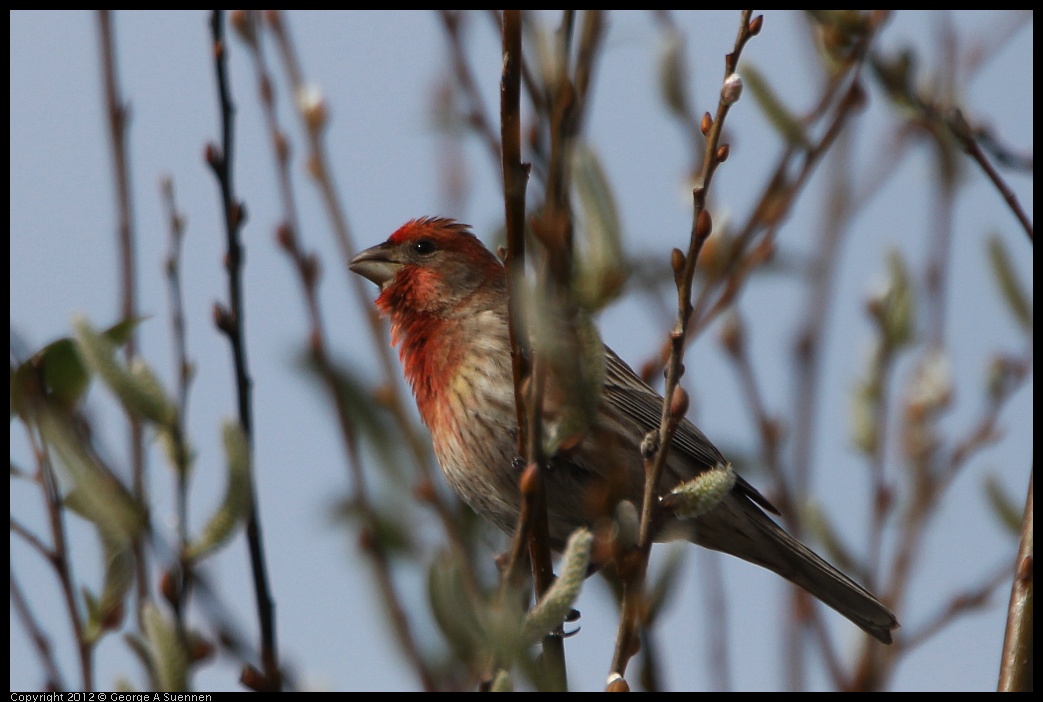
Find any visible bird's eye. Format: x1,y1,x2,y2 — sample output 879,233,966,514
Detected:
412,238,436,256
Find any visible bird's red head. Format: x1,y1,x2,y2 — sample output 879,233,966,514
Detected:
350,217,505,319
350,218,510,427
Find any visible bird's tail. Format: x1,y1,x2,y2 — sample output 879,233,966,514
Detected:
690,495,899,644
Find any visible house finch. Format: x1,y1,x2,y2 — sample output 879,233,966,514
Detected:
350,217,899,644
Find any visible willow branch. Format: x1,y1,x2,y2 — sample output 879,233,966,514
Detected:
231,10,436,690
609,10,759,684
96,8,147,626
997,469,1033,692
205,10,280,691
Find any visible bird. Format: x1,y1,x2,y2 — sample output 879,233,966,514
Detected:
349,216,899,644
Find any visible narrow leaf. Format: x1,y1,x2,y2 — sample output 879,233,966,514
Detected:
184,421,251,561
143,602,188,691
743,63,810,147
987,234,1032,334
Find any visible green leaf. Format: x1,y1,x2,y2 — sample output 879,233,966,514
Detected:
572,142,626,310
40,408,148,545
82,535,132,644
11,317,146,418
427,554,485,663
657,32,691,118
984,474,1022,535
184,422,252,561
143,602,189,691
743,63,810,148
73,317,175,428
332,497,415,557
987,234,1032,334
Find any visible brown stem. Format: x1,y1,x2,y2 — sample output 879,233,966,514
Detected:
997,469,1033,692
96,8,147,632
206,10,280,690
610,10,758,684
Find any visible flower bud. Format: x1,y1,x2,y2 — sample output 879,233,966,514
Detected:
230,11,256,46
669,385,689,420
296,84,328,133
669,463,736,519
721,73,743,105
696,209,713,241
671,248,686,281
640,430,659,460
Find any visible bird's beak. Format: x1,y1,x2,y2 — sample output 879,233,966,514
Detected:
349,242,402,291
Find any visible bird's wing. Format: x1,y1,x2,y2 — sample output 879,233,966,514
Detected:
602,347,780,515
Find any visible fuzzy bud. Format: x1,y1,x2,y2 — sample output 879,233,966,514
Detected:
668,463,736,519
523,528,593,643
296,84,328,133
906,350,952,417
606,673,630,692
721,73,743,105
640,430,659,460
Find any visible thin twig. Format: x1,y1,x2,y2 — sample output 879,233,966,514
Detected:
439,11,504,175
205,10,280,691
11,570,65,690
96,8,147,627
498,9,533,599
160,178,194,550
160,177,195,647
897,561,1015,652
610,10,758,684
997,469,1033,692
27,420,93,690
260,11,453,532
277,222,439,691
947,109,1033,243
235,11,438,690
